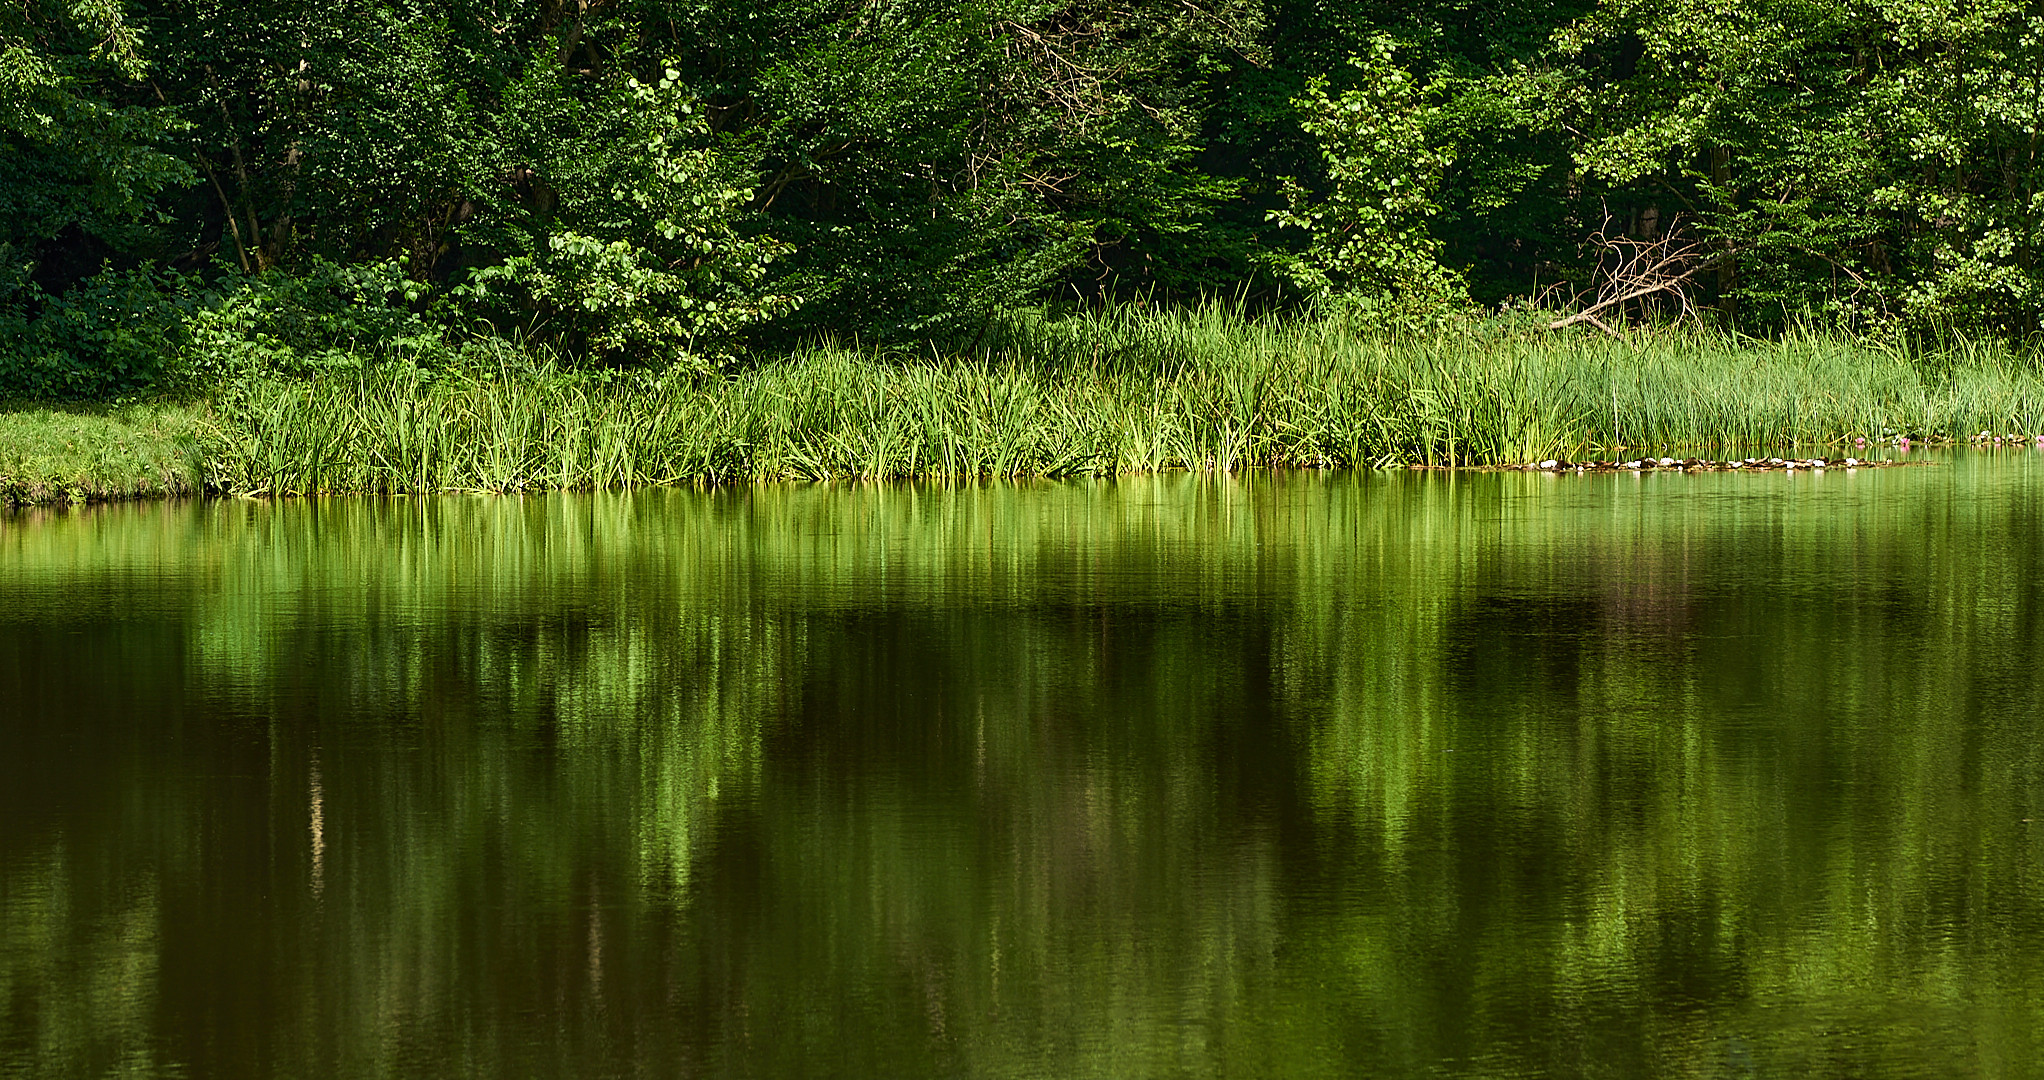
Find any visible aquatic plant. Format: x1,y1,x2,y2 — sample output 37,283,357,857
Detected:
7,308,2044,504
196,308,2044,496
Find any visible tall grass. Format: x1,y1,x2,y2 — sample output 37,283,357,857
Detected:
11,306,2044,503
198,307,2044,496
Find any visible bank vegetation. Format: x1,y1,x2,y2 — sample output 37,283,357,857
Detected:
5,0,2044,503
8,307,2044,506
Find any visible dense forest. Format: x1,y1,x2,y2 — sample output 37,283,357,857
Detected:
2,0,2041,399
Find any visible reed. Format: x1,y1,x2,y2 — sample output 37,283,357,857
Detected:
9,308,2044,504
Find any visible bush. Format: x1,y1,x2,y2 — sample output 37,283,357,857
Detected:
1262,38,1468,324
183,258,462,384
451,60,799,371
0,256,489,403
0,265,197,401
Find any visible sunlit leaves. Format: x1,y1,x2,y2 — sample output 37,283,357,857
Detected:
1264,37,1468,318
1553,0,2044,331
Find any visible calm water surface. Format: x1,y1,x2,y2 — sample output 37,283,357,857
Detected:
4,455,2043,1078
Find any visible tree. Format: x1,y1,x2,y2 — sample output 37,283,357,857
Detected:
1264,37,1468,316
1,0,190,283
1554,0,2044,333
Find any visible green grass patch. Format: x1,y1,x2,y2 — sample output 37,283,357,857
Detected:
0,403,213,506
8,308,2044,504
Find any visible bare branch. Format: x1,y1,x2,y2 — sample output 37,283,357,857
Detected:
1548,215,1725,332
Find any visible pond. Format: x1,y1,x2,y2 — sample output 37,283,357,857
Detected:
4,455,2042,1078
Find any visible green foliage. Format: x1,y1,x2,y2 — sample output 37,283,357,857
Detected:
704,0,1265,334
1867,9,2044,334
183,259,458,382
1265,39,1468,319
0,0,190,258
0,268,197,400
731,0,1057,335
149,0,506,273
456,61,797,368
9,0,2044,400
1554,0,2044,333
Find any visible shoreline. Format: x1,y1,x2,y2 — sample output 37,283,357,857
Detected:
2,427,2007,512
7,320,2044,508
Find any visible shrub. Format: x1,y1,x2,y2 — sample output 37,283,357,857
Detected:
182,258,461,384
0,265,196,400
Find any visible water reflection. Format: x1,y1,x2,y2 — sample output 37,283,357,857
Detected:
3,457,2042,1077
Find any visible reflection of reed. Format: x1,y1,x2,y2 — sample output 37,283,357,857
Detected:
587,882,604,1003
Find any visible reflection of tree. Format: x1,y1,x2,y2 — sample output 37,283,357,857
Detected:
0,849,164,1078
1295,464,2044,1074
2,461,2043,1076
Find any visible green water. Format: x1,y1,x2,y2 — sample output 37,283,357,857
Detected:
3,456,2042,1078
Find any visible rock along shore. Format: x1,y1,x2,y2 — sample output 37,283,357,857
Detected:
1502,455,1927,474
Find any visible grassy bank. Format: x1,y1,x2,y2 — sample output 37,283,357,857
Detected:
0,404,212,506
7,308,2044,505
